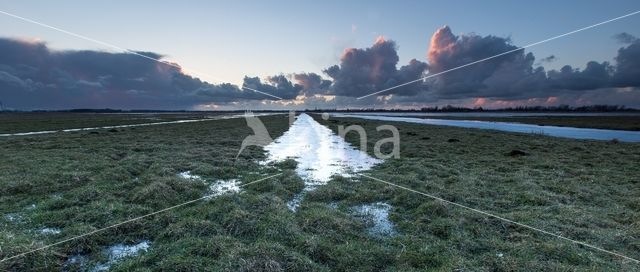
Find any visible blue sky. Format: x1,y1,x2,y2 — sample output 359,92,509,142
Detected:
1,0,638,85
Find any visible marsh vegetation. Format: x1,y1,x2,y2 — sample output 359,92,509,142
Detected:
0,112,639,271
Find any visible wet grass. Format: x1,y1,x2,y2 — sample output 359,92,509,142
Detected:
315,114,640,271
1,112,639,271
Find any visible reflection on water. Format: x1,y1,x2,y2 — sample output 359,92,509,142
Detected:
263,113,381,210
332,113,640,142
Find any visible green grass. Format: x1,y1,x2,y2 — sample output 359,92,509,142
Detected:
0,112,231,134
316,114,640,271
1,113,639,271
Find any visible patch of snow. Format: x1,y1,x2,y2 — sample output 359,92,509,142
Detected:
207,180,241,198
352,202,397,237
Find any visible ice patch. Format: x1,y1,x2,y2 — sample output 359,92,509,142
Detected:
207,180,241,198
262,113,381,210
352,202,397,237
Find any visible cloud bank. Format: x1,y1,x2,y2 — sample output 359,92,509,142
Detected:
1,28,640,110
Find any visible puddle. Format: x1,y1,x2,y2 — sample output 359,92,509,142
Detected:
263,113,381,210
206,180,242,198
64,240,150,271
352,202,397,237
3,213,23,223
332,113,640,142
178,172,242,199
178,171,203,181
37,227,61,235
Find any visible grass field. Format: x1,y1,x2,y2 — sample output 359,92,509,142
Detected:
0,112,237,134
1,113,639,271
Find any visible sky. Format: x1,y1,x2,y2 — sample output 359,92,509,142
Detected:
0,0,639,110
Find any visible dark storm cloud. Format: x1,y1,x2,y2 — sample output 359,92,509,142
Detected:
612,36,640,87
0,38,276,110
293,72,331,95
242,75,304,100
419,27,640,104
3,27,640,110
322,37,428,97
426,26,547,99
546,61,612,91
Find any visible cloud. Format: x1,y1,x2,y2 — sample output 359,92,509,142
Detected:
242,75,303,100
293,72,332,95
546,61,612,90
0,38,274,110
323,36,428,97
612,37,640,87
2,28,640,110
426,26,546,99
614,32,638,44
